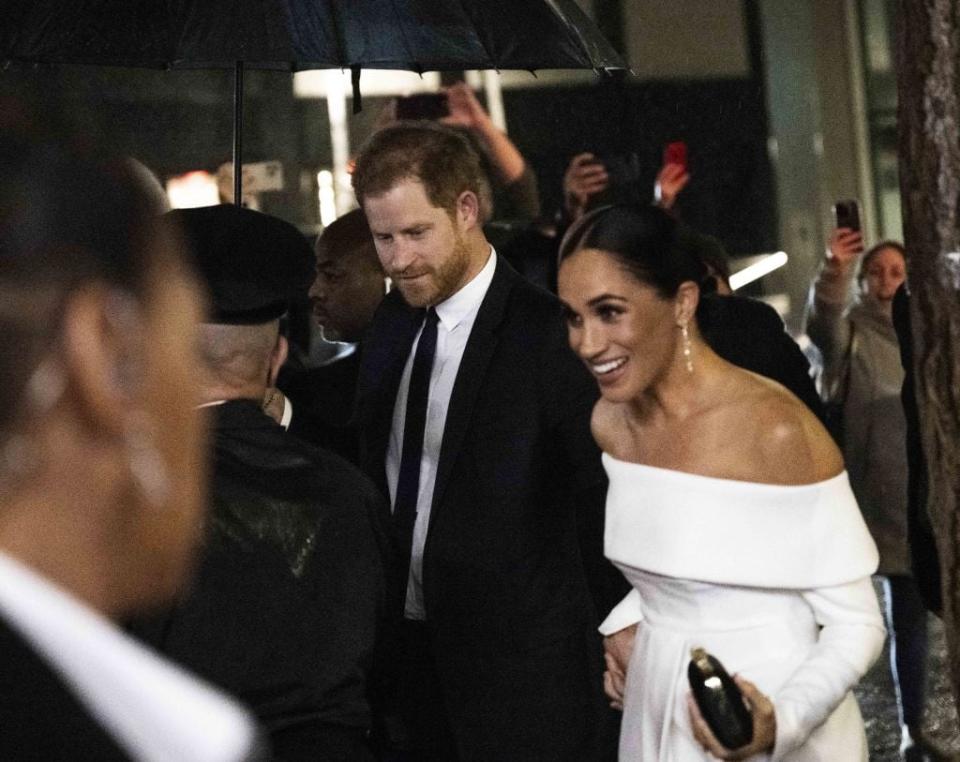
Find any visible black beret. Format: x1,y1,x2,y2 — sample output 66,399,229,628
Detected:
166,204,314,324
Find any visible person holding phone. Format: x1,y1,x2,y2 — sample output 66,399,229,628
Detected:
562,142,690,224
805,214,934,760
392,83,541,221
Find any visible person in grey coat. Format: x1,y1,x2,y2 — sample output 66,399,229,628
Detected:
806,228,932,761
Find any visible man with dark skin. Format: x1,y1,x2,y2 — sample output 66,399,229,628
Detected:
281,210,388,461
309,209,387,345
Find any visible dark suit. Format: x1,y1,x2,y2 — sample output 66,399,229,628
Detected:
280,350,362,464
131,400,389,761
0,618,131,761
357,257,626,760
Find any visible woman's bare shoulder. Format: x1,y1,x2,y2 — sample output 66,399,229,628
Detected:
739,379,843,484
591,398,632,457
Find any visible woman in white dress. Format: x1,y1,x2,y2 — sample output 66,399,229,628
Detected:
556,204,885,761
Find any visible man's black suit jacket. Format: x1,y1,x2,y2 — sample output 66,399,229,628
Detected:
356,257,627,760
0,617,131,760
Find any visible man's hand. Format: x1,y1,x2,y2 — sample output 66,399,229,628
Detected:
826,227,863,272
687,675,776,760
564,153,609,222
654,161,690,211
602,624,636,710
261,387,285,425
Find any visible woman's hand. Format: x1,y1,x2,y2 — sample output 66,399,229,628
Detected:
687,675,776,760
654,161,690,211
826,227,863,272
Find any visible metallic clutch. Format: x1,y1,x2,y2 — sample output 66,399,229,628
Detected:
687,647,753,749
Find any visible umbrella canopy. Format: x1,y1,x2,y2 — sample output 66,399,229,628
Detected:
1,0,625,202
1,0,624,72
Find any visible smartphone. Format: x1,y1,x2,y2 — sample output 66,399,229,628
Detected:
833,199,861,232
602,152,643,188
395,93,449,121
663,141,688,171
241,160,284,193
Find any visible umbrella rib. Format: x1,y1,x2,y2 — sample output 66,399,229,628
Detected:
453,0,498,70
324,0,350,69
386,0,422,72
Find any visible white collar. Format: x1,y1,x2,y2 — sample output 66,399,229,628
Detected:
434,247,496,332
0,551,256,762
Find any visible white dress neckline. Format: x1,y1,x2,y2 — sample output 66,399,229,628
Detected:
602,453,878,589
601,452,846,491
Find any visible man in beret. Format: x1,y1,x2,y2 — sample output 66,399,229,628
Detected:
129,204,389,761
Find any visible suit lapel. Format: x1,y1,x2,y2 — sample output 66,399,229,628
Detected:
431,257,516,514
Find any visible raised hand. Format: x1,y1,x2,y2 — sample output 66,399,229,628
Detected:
564,153,609,221
655,161,690,211
826,227,864,272
441,82,490,131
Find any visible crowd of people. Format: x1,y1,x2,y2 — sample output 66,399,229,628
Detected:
0,81,941,762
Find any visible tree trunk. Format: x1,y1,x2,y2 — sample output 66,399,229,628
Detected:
896,0,960,709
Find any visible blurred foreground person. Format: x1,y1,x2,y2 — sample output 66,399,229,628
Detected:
806,232,933,760
0,138,260,759
558,205,884,760
130,205,389,761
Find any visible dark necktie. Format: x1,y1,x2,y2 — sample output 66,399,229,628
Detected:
393,308,440,583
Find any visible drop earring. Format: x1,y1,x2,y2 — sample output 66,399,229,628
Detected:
123,411,171,508
681,322,693,374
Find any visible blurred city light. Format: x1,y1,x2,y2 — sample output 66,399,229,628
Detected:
166,170,220,209
729,251,789,291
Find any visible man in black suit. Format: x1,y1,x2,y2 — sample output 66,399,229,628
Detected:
281,209,387,462
351,122,626,761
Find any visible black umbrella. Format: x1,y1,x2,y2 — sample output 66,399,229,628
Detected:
1,1,625,204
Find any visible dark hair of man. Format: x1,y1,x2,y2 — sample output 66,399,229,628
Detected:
0,133,169,432
352,121,494,223
558,204,707,298
858,240,906,282
317,208,380,269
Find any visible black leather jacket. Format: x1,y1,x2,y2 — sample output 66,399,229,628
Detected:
131,400,389,761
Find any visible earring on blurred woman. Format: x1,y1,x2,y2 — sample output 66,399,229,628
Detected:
123,410,171,508
1,357,67,481
681,322,693,373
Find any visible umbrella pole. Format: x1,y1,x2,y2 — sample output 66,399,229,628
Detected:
233,61,244,206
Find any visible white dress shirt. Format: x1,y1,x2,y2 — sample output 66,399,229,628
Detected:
386,248,497,620
0,551,257,762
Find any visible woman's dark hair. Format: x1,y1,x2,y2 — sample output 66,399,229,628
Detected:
0,132,167,431
858,240,906,282
558,204,707,298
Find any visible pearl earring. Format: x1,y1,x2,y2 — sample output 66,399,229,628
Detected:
681,323,693,373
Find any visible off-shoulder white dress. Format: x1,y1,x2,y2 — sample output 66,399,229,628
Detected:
599,455,885,761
